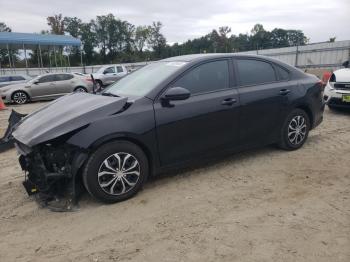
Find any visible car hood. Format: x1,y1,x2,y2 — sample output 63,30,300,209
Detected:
0,82,28,93
12,93,128,147
333,68,350,82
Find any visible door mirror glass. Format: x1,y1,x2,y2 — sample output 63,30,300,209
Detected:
163,87,191,101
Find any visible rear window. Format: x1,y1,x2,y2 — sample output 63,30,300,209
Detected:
0,76,10,82
55,74,74,81
236,59,277,86
116,66,124,73
275,65,290,81
10,76,25,81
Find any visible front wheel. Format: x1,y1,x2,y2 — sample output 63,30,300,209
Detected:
12,91,29,104
278,109,310,150
82,141,149,203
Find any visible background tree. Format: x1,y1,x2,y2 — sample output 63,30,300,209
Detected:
0,22,12,68
47,14,65,35
148,21,166,59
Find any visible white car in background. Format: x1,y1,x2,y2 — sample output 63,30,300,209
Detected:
92,64,128,89
324,68,350,109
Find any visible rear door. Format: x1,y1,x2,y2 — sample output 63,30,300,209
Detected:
234,58,291,146
30,74,57,98
115,66,127,80
54,74,75,95
154,59,240,166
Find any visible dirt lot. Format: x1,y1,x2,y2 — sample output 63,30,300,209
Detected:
0,102,349,262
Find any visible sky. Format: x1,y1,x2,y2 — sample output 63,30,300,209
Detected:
0,0,349,44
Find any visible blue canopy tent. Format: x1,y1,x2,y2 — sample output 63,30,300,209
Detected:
0,32,82,74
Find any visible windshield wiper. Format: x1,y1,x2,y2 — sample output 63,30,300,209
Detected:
101,92,120,97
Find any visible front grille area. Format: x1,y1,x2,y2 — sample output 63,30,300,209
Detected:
334,82,350,90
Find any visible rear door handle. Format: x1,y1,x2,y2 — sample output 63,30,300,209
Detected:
221,98,237,106
279,89,291,96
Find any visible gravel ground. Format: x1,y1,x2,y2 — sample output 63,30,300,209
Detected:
0,102,349,262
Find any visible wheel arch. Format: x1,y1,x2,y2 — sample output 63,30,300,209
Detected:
11,89,30,101
295,104,314,129
74,86,87,92
87,135,154,175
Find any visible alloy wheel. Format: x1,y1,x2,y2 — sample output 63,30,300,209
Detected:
288,115,307,145
97,152,140,196
13,92,27,104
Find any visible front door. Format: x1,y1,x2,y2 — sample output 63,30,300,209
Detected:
103,66,117,85
154,59,240,166
30,74,57,99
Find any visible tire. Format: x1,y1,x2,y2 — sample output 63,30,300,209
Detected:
95,80,103,90
278,109,310,150
74,86,87,93
328,105,337,111
83,141,149,203
12,91,29,104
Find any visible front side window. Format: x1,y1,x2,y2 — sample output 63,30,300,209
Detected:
103,67,115,74
236,59,276,86
173,60,229,95
38,75,56,83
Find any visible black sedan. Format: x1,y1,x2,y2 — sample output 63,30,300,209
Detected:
11,54,324,204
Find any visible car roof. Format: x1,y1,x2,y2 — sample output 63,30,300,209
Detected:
161,53,300,72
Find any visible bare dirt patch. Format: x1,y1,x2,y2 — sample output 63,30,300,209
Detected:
0,103,349,262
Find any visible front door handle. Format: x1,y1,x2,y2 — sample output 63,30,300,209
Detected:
221,98,237,106
279,89,291,96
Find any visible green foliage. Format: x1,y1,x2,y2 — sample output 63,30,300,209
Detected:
2,16,310,66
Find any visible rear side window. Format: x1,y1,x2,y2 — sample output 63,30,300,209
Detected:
236,59,276,86
55,74,74,81
11,76,25,81
0,76,10,82
39,75,56,83
116,66,123,73
173,60,229,95
275,65,290,81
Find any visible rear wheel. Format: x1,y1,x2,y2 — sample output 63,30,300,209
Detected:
74,86,87,93
83,141,149,203
279,109,310,150
12,91,29,104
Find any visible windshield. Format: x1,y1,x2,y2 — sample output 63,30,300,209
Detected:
105,61,187,97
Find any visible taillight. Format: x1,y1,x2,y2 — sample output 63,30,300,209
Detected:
85,78,93,82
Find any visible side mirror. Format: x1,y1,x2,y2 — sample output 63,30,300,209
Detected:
33,80,39,84
163,87,190,101
103,71,108,75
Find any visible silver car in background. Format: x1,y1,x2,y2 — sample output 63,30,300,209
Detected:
92,64,128,89
0,75,32,88
0,73,93,104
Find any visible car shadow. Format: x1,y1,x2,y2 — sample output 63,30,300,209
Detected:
77,145,277,209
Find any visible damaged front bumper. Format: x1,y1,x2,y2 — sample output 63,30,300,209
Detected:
15,141,88,211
